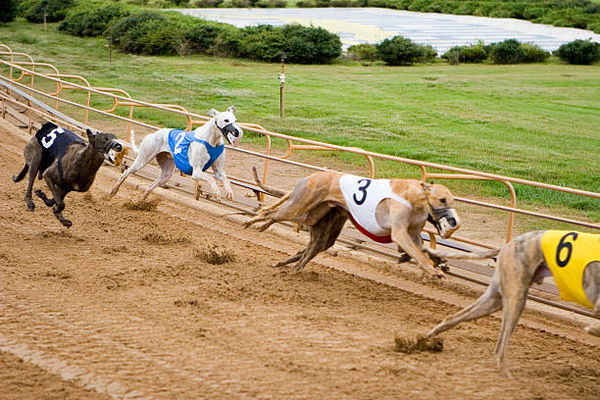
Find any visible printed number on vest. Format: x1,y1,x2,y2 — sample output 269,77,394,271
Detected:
173,131,186,155
41,127,65,149
353,179,372,205
556,232,578,267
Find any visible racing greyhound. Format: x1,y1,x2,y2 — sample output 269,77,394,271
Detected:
423,230,600,376
109,106,243,201
243,171,461,277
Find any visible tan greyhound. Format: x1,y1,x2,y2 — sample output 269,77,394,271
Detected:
243,171,461,277
423,230,600,376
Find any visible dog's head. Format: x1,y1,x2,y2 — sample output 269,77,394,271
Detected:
208,106,243,147
86,129,123,164
422,183,461,239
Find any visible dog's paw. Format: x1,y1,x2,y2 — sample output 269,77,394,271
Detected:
584,324,600,336
225,190,234,201
61,219,73,228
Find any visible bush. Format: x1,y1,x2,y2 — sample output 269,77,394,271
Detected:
489,39,526,64
183,22,233,55
281,24,342,64
520,43,550,63
442,42,488,64
376,35,437,65
555,39,600,64
0,0,19,23
23,0,75,23
255,0,287,6
237,23,342,64
109,11,182,55
347,43,379,61
59,5,129,37
238,25,285,62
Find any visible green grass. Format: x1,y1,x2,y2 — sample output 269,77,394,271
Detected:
1,21,599,223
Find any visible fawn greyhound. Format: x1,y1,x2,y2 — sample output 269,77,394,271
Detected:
243,171,461,277
423,230,600,376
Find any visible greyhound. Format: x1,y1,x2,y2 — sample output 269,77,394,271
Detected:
243,171,461,277
423,230,600,376
109,106,243,201
12,122,122,227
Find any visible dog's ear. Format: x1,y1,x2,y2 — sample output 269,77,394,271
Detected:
86,128,96,139
226,105,235,113
208,109,218,117
421,182,432,192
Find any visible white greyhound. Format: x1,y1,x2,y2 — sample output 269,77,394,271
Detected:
109,106,243,201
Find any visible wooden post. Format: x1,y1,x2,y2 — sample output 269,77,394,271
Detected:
43,11,47,33
108,37,112,63
278,54,286,119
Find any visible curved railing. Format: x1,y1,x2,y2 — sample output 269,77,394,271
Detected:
1,44,598,254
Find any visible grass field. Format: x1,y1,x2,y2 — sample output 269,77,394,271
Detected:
1,21,599,222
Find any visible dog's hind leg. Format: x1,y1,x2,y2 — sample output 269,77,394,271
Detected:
141,152,174,200
109,145,159,198
41,174,71,227
290,207,348,272
23,152,43,211
243,192,292,229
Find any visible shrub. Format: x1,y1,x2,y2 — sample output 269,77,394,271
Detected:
376,35,437,65
109,11,182,55
59,5,129,37
519,43,550,63
184,22,232,54
0,0,19,23
255,0,287,7
555,39,600,64
189,0,224,6
237,23,342,64
347,43,379,61
489,39,526,64
238,25,285,62
281,24,342,64
23,0,75,23
442,42,488,64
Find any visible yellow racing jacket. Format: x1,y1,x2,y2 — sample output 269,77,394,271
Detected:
541,231,600,309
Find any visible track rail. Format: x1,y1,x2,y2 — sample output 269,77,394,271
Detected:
0,60,597,322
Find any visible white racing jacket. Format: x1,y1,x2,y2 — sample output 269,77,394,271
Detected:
339,175,412,243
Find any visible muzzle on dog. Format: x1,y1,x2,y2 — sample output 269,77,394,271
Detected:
104,140,124,165
428,206,461,239
216,122,242,145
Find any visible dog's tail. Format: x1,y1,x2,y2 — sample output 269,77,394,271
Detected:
425,247,500,260
129,130,139,154
12,164,28,183
252,166,286,198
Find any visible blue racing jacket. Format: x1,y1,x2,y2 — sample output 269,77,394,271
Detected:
167,129,224,176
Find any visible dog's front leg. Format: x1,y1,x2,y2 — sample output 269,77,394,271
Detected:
192,170,221,200
212,160,233,200
389,202,442,278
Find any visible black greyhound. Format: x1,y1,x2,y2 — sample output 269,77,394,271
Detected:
12,122,122,227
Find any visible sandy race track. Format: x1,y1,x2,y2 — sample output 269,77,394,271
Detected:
1,123,599,400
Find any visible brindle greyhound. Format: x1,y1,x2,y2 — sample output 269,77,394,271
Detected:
12,122,122,227
243,171,461,277
109,107,243,201
423,230,600,376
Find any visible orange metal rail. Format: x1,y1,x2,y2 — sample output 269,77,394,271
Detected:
1,45,598,254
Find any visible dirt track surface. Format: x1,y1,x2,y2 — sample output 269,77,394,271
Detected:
1,124,599,399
